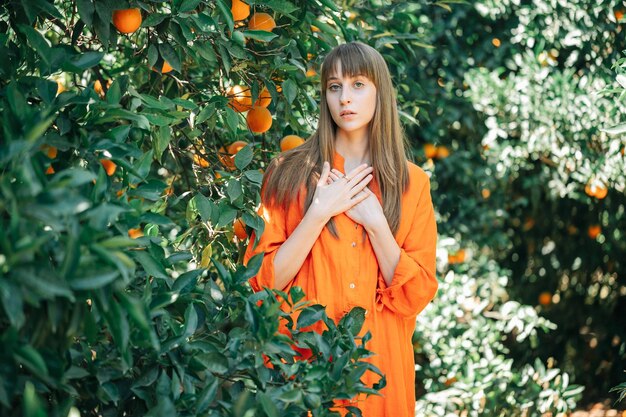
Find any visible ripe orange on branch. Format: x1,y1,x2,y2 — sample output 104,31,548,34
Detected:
100,159,117,176
233,218,247,240
246,106,272,133
255,87,272,107
248,12,276,32
231,0,250,21
584,181,608,199
227,85,252,112
587,224,601,239
219,140,248,170
112,8,142,34
280,135,305,151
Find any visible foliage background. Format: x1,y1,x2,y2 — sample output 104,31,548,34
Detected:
0,0,624,416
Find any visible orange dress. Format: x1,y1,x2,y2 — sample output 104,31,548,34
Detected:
243,151,438,417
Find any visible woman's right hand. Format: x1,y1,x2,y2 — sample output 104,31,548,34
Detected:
308,161,374,222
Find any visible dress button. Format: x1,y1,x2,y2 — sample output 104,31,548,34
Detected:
351,242,356,247
349,283,356,289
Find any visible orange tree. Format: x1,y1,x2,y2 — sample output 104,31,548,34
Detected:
405,0,626,407
0,0,409,415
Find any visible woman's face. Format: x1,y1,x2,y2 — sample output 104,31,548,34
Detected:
325,61,377,137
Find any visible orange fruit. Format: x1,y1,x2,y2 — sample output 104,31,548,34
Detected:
128,227,144,239
112,8,142,34
94,79,112,96
45,165,55,175
481,188,491,199
587,224,601,239
228,140,248,155
248,12,276,32
254,87,272,107
233,218,247,240
40,144,57,159
193,153,210,168
227,85,252,112
538,292,552,306
448,249,466,264
218,146,235,170
305,68,317,77
280,135,305,151
100,159,117,176
161,60,173,73
615,9,624,21
231,0,250,21
492,38,501,47
246,106,272,133
585,181,608,199
56,80,65,95
423,143,437,159
436,146,450,159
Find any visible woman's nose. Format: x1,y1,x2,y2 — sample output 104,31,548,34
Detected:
340,89,351,104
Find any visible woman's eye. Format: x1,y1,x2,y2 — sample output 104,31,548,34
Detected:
355,81,364,88
329,84,340,91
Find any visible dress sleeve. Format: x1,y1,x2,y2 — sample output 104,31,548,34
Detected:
243,201,288,292
375,173,438,318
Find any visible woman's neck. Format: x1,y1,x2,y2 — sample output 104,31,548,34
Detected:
335,131,371,166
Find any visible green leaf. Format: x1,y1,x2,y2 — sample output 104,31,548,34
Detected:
282,79,297,104
225,106,239,134
133,251,169,279
154,126,171,163
196,377,218,413
196,352,229,374
234,145,253,170
69,270,120,290
172,269,203,293
143,13,169,27
66,51,104,71
226,178,243,203
14,346,49,379
183,304,198,337
243,169,263,185
297,305,325,329
0,280,25,329
178,0,202,13
159,43,181,72
23,382,46,417
216,0,234,34
76,0,95,26
259,392,279,417
195,193,212,222
243,30,278,42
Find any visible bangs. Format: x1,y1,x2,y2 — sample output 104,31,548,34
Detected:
322,43,377,84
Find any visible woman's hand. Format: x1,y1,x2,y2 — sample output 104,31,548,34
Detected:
327,167,386,231
308,161,374,222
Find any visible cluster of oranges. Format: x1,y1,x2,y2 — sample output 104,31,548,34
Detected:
423,143,450,160
231,0,277,33
226,85,274,134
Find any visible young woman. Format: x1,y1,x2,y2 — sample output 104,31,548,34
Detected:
244,41,438,417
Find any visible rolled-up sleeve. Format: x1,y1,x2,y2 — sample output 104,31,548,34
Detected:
243,201,287,292
375,173,438,318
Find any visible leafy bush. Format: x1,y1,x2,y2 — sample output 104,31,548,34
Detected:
414,237,583,415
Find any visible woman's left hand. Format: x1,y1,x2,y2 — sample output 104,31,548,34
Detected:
328,168,386,230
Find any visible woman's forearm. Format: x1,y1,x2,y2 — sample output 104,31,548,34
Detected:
272,210,329,290
365,220,401,286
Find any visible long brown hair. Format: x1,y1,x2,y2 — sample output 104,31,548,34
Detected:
261,41,410,238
